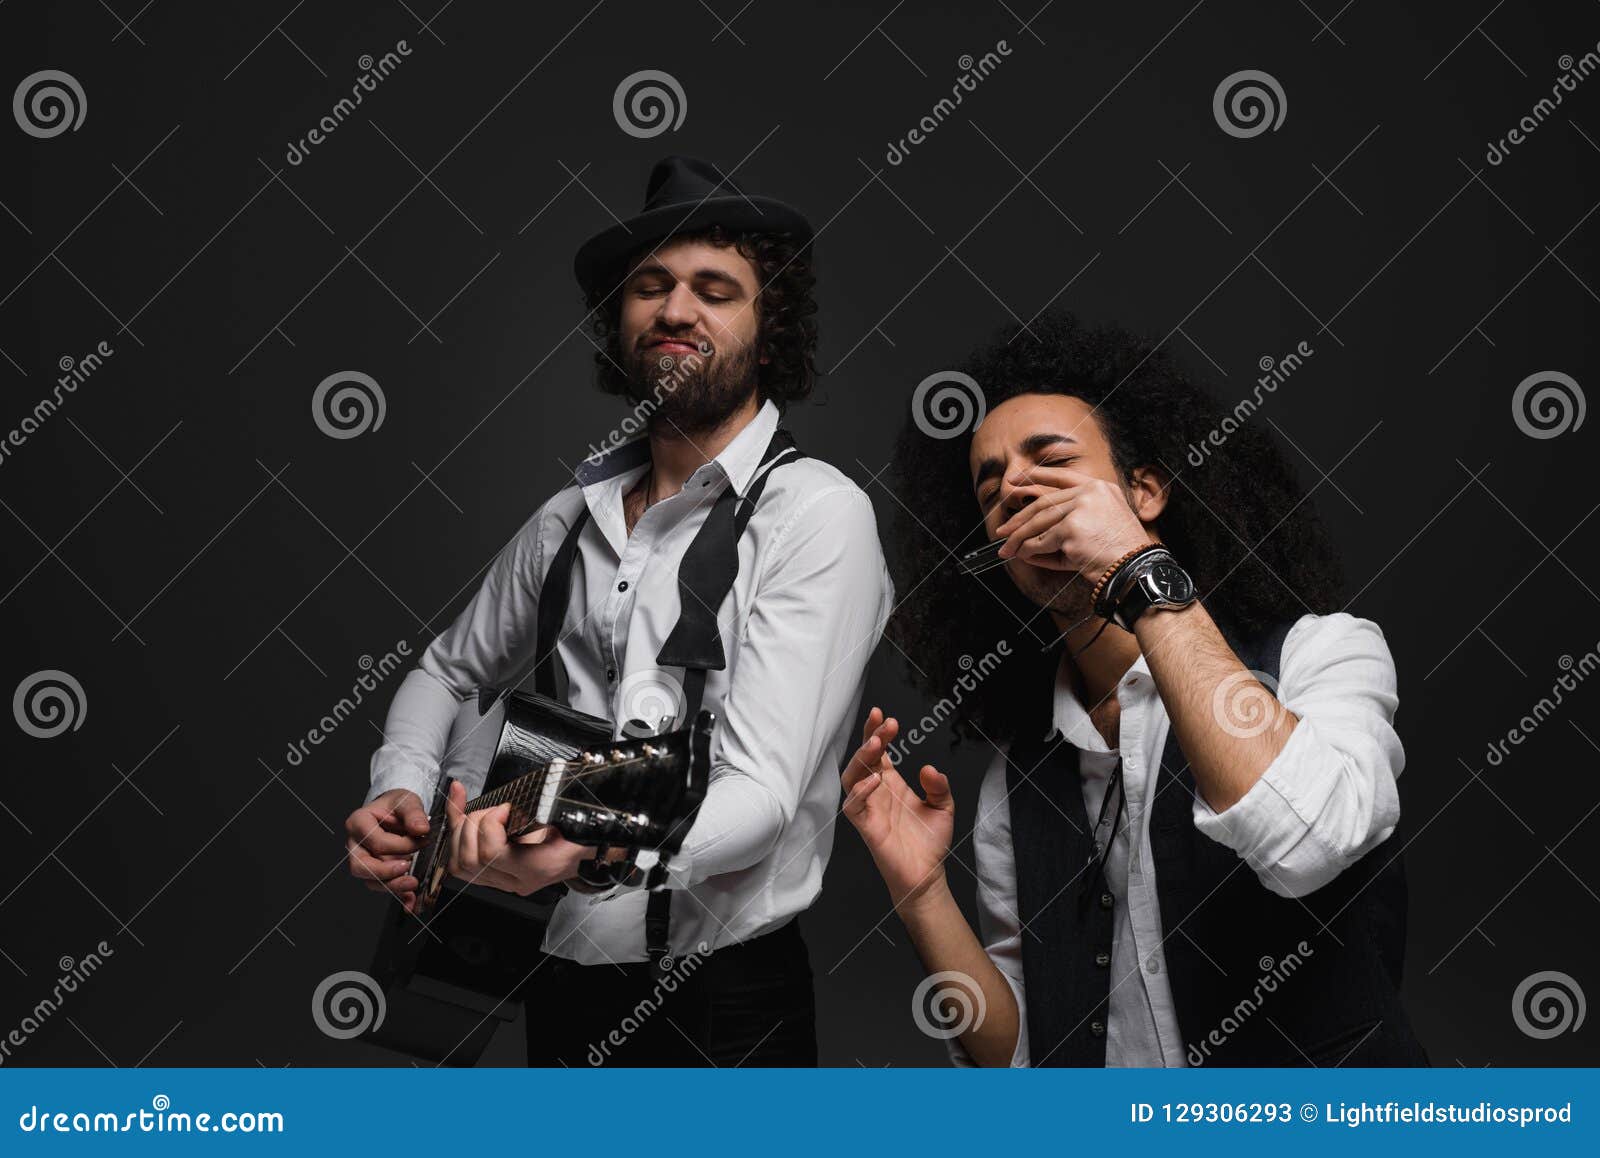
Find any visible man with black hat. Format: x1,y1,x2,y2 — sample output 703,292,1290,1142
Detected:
344,156,893,1065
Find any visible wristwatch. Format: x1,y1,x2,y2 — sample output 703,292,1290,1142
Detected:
1106,548,1196,630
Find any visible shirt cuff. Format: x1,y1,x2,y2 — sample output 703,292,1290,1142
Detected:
574,845,697,905
1190,720,1355,896
366,747,440,807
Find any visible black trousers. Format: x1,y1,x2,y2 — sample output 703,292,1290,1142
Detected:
519,918,817,1067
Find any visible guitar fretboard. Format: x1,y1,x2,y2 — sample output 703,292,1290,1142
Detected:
464,766,554,833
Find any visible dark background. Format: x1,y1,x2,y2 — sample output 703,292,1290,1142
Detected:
1,0,1596,1068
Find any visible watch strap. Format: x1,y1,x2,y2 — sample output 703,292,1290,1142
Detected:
1108,549,1191,630
1091,543,1165,619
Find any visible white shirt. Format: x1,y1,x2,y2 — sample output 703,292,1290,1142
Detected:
956,612,1405,1067
367,400,894,964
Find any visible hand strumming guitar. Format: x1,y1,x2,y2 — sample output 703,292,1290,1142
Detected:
344,788,430,913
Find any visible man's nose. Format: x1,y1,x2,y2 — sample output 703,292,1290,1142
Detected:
657,283,700,329
998,476,1035,521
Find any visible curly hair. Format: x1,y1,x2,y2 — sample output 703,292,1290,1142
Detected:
584,224,818,406
888,310,1346,746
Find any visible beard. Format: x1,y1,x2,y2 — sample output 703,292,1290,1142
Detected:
620,335,761,436
1007,559,1094,621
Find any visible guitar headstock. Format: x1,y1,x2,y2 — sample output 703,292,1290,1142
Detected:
532,711,712,854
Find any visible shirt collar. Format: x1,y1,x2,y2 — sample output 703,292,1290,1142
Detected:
572,399,782,555
696,398,781,496
573,398,780,493
1048,647,1152,753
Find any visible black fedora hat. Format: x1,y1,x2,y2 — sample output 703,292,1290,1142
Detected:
573,155,812,295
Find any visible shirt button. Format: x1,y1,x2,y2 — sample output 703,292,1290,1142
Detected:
617,581,629,592
1094,951,1110,968
1099,892,1114,910
1090,1020,1106,1038
1145,956,1161,976
606,668,617,683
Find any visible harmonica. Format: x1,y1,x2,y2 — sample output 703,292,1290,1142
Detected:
955,538,1009,576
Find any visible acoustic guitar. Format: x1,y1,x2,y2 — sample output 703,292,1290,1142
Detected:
362,688,711,1064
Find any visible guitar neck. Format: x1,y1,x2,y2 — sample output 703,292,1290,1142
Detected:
464,767,550,833
461,749,666,833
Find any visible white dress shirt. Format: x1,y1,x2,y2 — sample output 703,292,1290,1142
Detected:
954,611,1405,1066
367,400,894,964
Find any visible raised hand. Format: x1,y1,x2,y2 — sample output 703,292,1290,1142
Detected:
993,466,1152,577
840,707,956,912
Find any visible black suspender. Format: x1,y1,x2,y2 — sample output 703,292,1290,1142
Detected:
532,507,591,700
531,428,804,973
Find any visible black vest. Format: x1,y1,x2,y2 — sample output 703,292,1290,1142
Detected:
1007,620,1427,1067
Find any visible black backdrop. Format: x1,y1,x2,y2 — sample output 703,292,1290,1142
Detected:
1,0,1596,1068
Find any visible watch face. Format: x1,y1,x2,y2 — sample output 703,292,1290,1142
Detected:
1148,562,1194,602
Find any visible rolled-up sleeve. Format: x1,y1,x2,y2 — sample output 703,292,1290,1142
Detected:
366,506,547,804
658,484,892,888
1191,612,1405,899
948,752,1031,1068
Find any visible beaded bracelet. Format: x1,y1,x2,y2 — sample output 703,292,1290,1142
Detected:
1089,543,1163,617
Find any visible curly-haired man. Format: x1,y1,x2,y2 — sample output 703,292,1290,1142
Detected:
844,312,1426,1067
346,156,892,1066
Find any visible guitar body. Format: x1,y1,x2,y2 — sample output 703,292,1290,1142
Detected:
362,688,713,1064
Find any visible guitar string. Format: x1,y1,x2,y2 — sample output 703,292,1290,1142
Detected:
462,750,675,810
463,763,649,813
